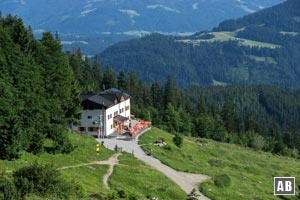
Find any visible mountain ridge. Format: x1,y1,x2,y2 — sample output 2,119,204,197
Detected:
100,0,300,88
0,0,284,54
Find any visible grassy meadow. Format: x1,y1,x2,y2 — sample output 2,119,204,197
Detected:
179,31,280,49
0,131,187,199
109,153,187,199
139,128,300,200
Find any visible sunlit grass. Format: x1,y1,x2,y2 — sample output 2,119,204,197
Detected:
139,127,300,200
109,153,187,200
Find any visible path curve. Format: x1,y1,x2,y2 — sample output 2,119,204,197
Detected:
98,128,210,200
58,153,120,189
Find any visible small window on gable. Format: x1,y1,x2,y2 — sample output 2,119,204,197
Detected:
88,116,92,119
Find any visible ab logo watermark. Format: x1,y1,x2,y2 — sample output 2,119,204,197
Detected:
274,177,295,195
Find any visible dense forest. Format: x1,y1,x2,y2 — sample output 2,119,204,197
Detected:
2,2,300,160
1,11,300,199
100,0,300,87
0,14,81,160
70,50,300,158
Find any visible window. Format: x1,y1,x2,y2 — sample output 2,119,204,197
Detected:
108,115,110,120
110,124,113,129
88,127,98,132
88,116,92,119
119,109,122,113
114,111,118,117
78,127,86,132
125,106,130,111
110,114,112,118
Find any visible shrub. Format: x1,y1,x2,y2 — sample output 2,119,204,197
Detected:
173,133,183,147
117,190,128,198
163,145,172,151
12,162,84,199
208,159,222,167
214,174,231,188
250,134,266,151
187,188,199,200
0,175,20,200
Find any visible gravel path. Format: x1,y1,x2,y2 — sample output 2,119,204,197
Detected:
97,129,210,200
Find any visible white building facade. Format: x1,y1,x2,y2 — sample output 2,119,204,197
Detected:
76,88,131,137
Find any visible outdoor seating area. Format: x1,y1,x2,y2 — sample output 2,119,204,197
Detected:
115,120,152,140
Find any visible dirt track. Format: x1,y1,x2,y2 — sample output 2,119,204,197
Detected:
58,154,120,189
98,129,210,200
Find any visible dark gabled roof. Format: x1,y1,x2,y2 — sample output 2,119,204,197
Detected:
114,115,129,122
80,92,97,101
81,88,130,109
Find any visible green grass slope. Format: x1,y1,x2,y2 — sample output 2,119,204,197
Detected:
109,153,187,200
177,31,280,49
0,131,187,199
0,131,113,172
139,128,300,200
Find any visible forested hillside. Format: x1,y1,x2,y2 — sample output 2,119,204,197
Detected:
70,54,300,158
0,14,81,160
0,0,284,54
100,0,300,87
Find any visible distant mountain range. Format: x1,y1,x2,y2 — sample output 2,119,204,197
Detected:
100,0,300,87
0,0,283,54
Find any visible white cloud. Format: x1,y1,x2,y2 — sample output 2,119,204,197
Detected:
192,3,199,10
147,4,180,14
61,41,88,45
80,8,97,16
257,5,264,9
101,32,112,35
119,30,150,37
119,9,140,24
34,29,46,34
239,5,255,13
106,19,119,26
119,9,140,17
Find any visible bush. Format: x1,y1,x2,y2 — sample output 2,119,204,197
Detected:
46,126,75,154
12,162,84,199
214,174,231,188
208,159,222,167
173,133,183,147
187,188,199,200
0,175,20,200
163,145,172,151
250,134,266,151
117,190,128,198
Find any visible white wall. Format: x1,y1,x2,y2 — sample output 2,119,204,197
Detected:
104,98,131,136
79,98,131,137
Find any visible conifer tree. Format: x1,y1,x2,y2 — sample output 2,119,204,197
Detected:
102,65,117,89
117,70,127,91
92,55,102,91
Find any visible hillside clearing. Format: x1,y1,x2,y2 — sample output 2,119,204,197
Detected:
139,128,300,200
176,31,280,49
